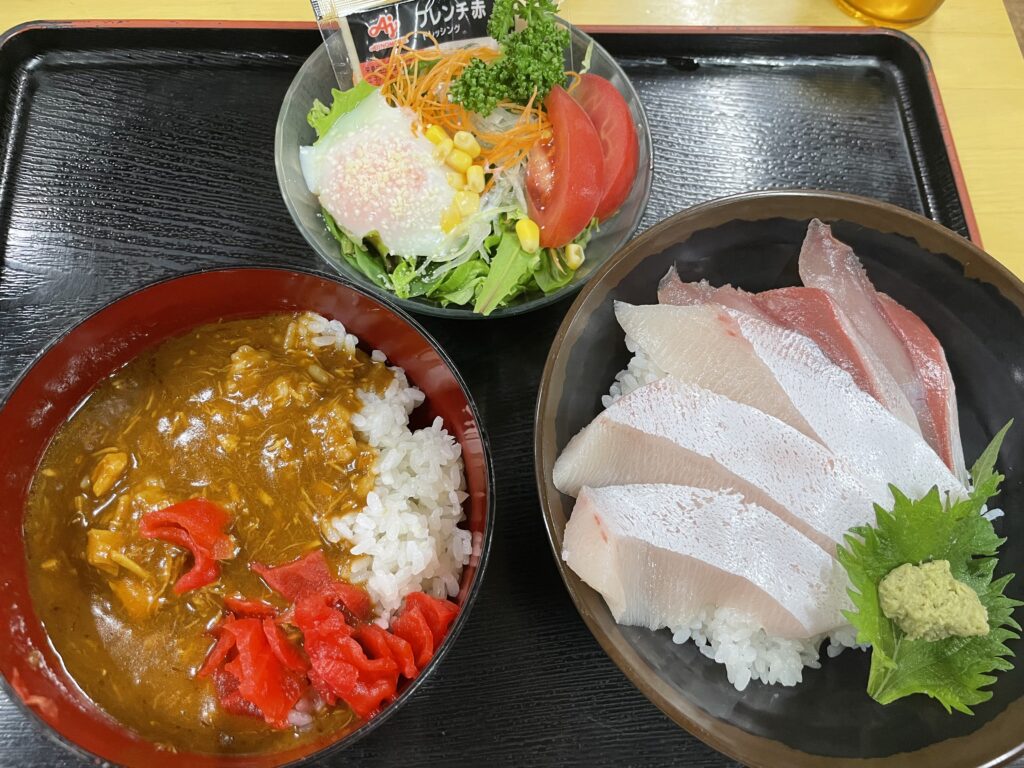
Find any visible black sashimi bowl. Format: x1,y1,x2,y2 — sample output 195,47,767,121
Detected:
535,190,1024,768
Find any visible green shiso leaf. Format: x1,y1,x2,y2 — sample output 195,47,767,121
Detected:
836,420,1019,714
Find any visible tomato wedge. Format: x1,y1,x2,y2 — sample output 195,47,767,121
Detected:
571,73,639,221
526,85,603,249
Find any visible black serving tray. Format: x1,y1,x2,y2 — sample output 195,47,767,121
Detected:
0,21,982,768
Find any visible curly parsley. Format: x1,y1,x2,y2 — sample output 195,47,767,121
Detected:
449,0,570,115
837,421,1020,714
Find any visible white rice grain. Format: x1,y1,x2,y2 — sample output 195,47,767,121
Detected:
602,335,667,408
668,608,860,691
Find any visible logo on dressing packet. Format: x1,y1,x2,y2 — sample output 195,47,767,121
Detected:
347,0,494,62
367,13,399,40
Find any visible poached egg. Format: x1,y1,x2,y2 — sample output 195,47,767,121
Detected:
300,91,456,258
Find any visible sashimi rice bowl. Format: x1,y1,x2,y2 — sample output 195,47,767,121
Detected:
276,0,651,317
551,218,1019,713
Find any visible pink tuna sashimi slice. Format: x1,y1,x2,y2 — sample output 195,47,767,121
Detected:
798,218,964,479
753,287,919,433
875,292,967,480
562,484,849,640
658,267,917,432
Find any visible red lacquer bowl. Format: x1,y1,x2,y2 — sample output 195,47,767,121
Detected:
0,267,493,767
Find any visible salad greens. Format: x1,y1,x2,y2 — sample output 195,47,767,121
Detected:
534,217,598,293
307,80,376,138
390,259,420,299
837,421,1020,714
322,210,388,288
426,259,489,307
473,220,538,315
303,2,594,315
318,196,592,313
449,0,570,116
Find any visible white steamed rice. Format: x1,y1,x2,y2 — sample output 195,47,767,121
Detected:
293,313,472,624
605,335,861,691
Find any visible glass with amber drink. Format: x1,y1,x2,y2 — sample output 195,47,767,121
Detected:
835,0,945,26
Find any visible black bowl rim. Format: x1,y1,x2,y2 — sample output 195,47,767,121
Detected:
0,264,496,768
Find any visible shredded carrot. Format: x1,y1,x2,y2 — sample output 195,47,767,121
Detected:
369,33,554,177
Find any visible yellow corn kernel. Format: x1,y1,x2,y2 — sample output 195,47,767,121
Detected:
515,217,540,253
454,190,480,217
453,131,481,158
465,165,485,193
441,207,461,233
446,171,466,190
425,124,449,145
445,148,472,174
564,243,585,270
434,137,454,161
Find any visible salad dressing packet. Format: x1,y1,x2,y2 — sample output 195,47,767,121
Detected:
311,0,496,85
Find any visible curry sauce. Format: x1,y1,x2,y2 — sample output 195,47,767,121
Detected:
24,313,392,753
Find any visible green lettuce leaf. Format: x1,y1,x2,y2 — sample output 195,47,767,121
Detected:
836,420,1019,714
573,216,600,249
427,259,490,306
322,209,389,288
533,249,574,294
307,80,376,140
533,217,601,294
390,259,418,299
473,228,536,315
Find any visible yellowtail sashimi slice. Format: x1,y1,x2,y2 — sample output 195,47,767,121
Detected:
657,268,769,319
616,302,965,501
613,301,817,441
553,377,877,552
755,286,919,434
562,484,849,639
875,292,967,482
730,309,967,500
657,267,920,434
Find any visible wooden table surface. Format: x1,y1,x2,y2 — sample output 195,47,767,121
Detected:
2,0,1023,276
